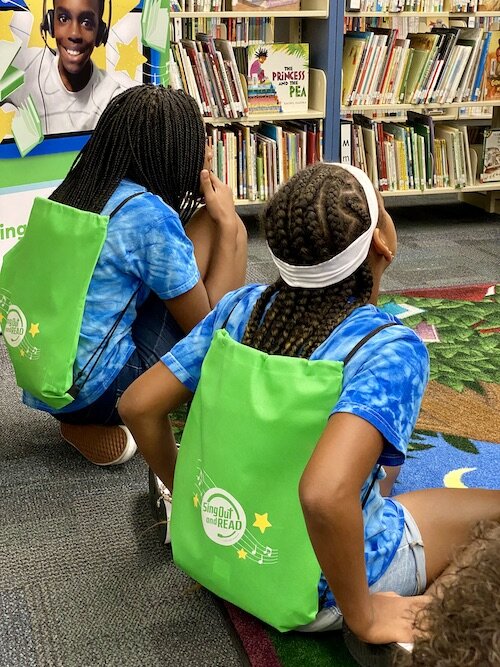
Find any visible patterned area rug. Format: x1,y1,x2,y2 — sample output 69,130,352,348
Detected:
219,283,500,667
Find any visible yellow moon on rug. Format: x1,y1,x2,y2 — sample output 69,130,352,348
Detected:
443,467,476,489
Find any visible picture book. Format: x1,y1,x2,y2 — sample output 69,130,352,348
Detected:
484,31,500,101
11,95,43,158
480,128,500,182
247,43,308,115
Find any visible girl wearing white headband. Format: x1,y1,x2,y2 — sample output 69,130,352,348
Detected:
120,163,500,645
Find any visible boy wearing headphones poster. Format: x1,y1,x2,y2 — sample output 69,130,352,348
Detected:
0,0,138,138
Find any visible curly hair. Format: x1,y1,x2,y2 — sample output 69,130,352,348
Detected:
400,521,500,667
50,85,206,223
242,163,377,357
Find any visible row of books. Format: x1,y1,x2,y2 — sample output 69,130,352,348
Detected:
342,27,500,107
169,37,310,119
340,113,494,191
171,16,275,46
170,0,300,10
346,0,445,11
207,120,323,200
170,35,248,118
344,15,424,34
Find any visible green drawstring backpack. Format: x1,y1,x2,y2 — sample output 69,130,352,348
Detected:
171,324,395,632
0,192,141,409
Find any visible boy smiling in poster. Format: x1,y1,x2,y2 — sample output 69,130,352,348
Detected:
3,0,136,136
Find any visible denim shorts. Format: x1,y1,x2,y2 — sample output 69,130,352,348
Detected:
296,505,427,633
57,293,183,426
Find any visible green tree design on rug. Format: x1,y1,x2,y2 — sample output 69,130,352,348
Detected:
378,286,500,394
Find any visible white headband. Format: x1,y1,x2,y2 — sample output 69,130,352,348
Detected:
269,163,379,288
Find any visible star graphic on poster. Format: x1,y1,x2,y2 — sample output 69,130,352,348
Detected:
0,107,15,143
253,512,272,534
0,313,4,323
237,548,247,559
110,0,139,27
25,0,48,49
193,493,199,508
29,322,40,337
20,349,25,357
115,37,146,78
90,44,106,72
0,10,15,41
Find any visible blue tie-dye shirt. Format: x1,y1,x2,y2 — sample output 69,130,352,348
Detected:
162,284,430,597
23,179,200,414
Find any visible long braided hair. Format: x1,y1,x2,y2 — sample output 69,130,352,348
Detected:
242,163,376,357
50,85,206,222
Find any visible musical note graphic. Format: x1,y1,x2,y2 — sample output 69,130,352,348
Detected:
193,461,279,566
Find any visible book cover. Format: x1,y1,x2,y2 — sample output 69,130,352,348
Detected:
342,33,369,105
480,128,500,182
0,36,22,82
247,44,308,115
12,95,43,158
484,31,500,101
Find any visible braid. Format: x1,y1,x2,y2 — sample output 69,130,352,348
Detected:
50,86,206,222
242,163,374,357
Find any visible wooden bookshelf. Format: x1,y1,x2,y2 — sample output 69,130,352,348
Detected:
336,4,500,211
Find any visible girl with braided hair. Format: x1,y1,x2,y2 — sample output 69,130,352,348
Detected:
23,84,247,466
119,162,500,643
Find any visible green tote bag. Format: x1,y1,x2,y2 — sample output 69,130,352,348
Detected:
170,328,345,632
0,193,140,409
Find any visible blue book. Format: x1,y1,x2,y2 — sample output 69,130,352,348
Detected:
471,32,492,102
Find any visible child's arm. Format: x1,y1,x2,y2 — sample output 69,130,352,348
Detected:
119,361,193,491
299,412,430,644
164,170,247,334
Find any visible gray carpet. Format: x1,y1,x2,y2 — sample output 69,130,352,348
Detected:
1,198,499,666
0,349,247,666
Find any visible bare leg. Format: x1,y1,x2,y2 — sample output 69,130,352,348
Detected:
185,205,247,287
394,488,500,585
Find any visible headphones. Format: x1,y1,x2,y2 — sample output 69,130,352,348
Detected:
40,0,112,54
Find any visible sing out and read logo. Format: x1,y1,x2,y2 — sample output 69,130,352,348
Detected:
201,488,246,546
4,305,27,348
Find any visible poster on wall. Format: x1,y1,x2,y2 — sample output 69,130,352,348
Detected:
0,184,54,269
0,0,168,153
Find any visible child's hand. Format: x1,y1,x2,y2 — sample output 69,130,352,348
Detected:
355,591,432,644
199,169,237,226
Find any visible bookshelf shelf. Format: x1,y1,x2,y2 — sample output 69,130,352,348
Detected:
335,3,500,212
174,9,328,17
381,181,500,196
344,10,448,16
342,101,500,112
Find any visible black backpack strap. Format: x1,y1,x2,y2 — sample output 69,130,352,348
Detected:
343,321,399,366
108,190,145,218
68,191,145,399
342,321,400,509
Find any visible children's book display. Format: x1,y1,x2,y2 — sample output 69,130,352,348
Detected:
247,43,309,115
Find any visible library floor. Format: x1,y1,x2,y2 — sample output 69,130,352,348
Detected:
242,195,500,290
